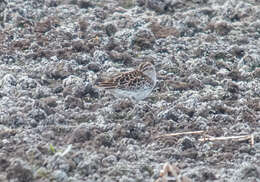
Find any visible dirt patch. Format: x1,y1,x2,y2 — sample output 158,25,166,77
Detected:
0,0,259,181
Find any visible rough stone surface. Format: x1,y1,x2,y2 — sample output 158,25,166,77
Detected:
0,0,259,181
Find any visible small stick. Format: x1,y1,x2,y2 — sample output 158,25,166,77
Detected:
156,131,254,146
250,134,254,146
198,135,252,142
156,130,204,139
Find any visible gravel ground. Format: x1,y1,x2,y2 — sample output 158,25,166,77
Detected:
0,0,260,181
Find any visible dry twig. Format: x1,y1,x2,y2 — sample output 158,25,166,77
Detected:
199,134,255,146
156,131,254,146
156,130,204,139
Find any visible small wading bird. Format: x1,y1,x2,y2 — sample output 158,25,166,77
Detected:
96,61,157,115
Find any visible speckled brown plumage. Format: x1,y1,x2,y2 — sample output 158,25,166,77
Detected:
97,70,154,90
96,62,157,100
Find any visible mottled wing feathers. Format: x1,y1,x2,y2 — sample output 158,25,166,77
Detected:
96,70,153,91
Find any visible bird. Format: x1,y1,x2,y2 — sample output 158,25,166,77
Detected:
96,61,157,101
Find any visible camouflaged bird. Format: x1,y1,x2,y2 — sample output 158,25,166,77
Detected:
96,62,156,101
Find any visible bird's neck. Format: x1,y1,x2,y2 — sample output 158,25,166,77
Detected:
144,70,157,84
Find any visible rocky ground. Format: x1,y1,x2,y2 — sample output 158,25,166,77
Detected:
0,0,260,181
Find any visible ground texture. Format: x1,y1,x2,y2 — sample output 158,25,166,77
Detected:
0,0,260,181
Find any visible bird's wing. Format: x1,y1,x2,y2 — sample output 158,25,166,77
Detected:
96,70,154,90
96,70,136,89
